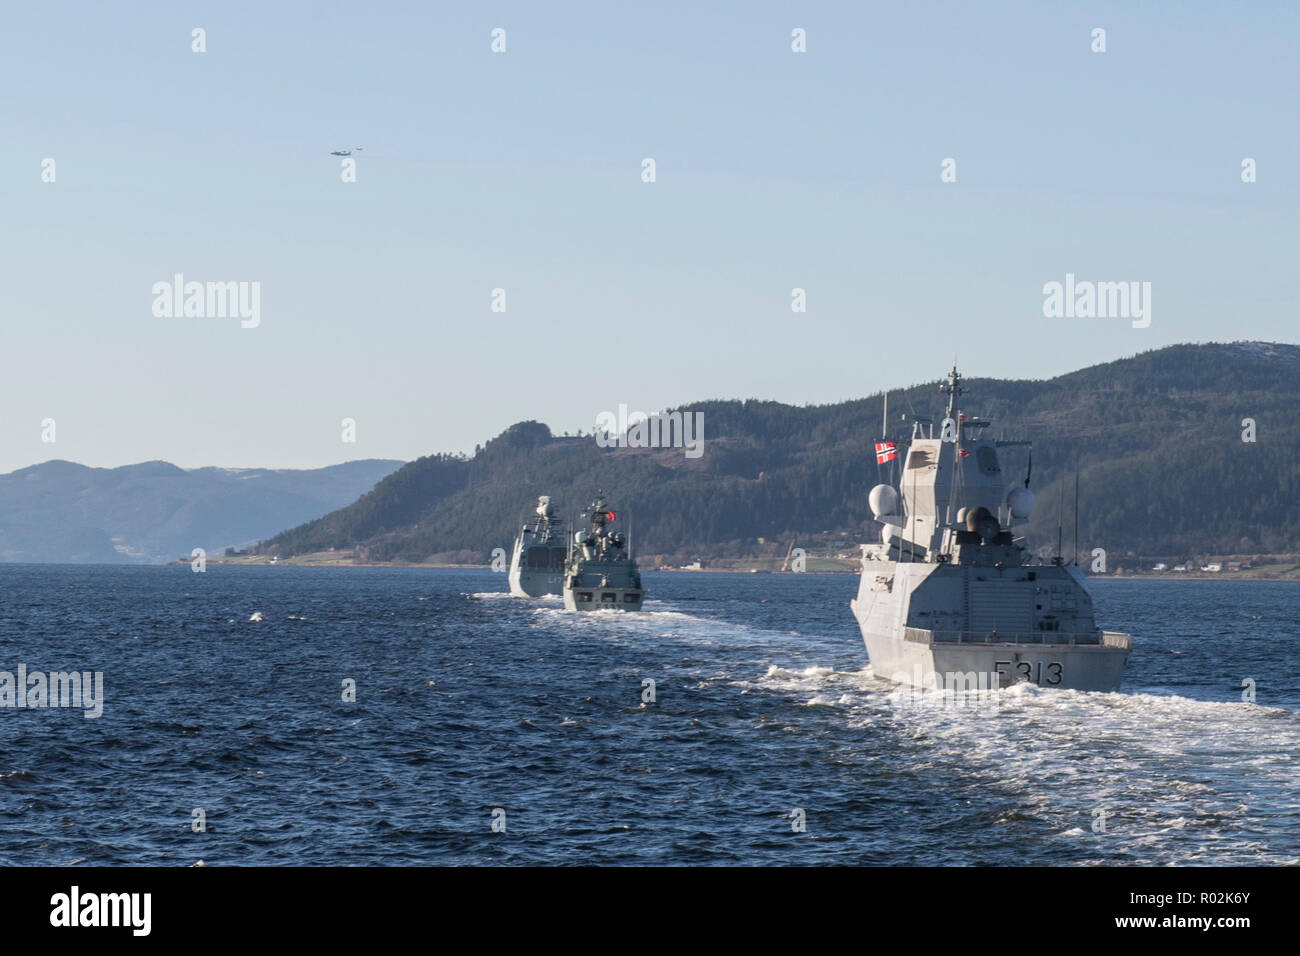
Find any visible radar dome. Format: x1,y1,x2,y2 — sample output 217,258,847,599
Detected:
1006,487,1035,519
869,484,900,518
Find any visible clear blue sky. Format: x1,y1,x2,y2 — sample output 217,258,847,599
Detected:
1,1,1295,472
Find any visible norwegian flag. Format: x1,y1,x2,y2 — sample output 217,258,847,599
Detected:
875,442,898,464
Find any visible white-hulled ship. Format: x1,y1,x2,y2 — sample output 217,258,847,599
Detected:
563,493,645,611
508,496,567,597
851,368,1131,692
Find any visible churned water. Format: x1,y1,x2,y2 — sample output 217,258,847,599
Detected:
0,565,1295,865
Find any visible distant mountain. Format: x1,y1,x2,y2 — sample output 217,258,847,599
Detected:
256,342,1300,566
0,459,405,563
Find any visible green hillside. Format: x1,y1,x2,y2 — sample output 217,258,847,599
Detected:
257,342,1300,564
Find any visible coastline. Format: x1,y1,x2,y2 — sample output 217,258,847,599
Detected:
188,553,1300,581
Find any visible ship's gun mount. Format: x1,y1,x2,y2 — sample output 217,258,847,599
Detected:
962,506,1000,542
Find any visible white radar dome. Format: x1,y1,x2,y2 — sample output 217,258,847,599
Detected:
1007,487,1035,520
869,484,900,518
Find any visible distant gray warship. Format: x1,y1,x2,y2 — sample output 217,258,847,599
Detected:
851,368,1131,692
563,493,645,611
508,496,566,597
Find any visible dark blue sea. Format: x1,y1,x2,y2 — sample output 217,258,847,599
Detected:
1,566,1296,865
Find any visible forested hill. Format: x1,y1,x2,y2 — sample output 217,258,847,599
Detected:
258,342,1300,564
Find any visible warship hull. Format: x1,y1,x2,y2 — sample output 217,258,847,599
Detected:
562,585,644,611
854,617,1130,693
508,564,562,598
851,549,1131,693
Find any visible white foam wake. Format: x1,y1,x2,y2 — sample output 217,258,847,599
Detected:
739,662,1300,864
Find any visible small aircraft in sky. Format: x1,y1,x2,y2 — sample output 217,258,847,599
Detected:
329,147,364,157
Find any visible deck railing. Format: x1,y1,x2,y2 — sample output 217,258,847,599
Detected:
903,627,1132,649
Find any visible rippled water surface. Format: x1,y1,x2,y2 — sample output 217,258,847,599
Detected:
1,566,1296,865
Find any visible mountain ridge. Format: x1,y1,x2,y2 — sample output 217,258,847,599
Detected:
0,458,405,563
256,342,1300,565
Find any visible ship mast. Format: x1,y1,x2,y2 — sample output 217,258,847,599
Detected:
939,365,964,418
938,366,965,537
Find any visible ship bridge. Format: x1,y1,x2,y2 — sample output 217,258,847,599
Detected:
874,368,1033,565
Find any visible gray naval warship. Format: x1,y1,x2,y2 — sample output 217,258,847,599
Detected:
563,493,645,611
851,368,1131,692
508,496,567,597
